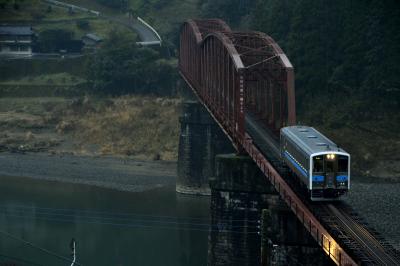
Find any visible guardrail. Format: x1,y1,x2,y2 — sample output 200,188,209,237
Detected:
42,0,100,16
42,0,161,46
137,16,162,46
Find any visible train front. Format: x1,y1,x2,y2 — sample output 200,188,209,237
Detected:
310,151,350,200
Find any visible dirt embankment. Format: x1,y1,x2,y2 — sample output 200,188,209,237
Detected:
0,96,181,161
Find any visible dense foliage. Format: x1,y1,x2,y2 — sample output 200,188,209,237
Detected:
199,0,254,27
95,0,127,10
86,31,176,95
36,29,83,53
0,0,25,9
200,0,400,124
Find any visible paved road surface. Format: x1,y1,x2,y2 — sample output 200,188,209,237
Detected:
43,0,161,44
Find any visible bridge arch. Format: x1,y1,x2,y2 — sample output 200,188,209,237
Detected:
179,19,296,148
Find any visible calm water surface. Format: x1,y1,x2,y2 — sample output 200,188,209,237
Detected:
0,176,210,266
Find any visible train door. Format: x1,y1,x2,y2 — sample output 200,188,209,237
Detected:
325,154,337,188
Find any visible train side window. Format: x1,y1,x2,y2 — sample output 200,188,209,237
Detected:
313,156,324,172
338,155,348,172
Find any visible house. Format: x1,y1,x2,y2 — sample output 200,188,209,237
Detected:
82,33,102,49
0,26,35,56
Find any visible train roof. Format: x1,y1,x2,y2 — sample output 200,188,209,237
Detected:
281,126,349,157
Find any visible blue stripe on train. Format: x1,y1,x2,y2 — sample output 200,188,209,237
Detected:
284,151,308,178
336,175,348,182
312,175,324,182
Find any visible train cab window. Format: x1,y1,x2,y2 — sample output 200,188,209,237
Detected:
338,155,349,172
326,160,334,172
313,156,324,172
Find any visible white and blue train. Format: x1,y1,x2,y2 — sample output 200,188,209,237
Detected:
280,126,350,201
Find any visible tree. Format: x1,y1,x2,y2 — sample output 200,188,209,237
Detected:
95,0,127,11
37,29,74,53
87,30,176,95
201,0,255,27
76,20,90,30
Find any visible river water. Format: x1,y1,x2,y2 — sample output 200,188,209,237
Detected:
0,176,210,266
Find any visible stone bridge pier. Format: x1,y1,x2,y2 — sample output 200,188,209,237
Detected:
176,101,332,265
208,155,332,266
176,101,234,195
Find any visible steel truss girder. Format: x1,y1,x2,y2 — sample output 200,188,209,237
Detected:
179,19,357,266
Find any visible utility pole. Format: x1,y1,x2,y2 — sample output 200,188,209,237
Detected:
70,238,76,266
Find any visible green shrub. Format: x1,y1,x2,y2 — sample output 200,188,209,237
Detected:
76,20,90,30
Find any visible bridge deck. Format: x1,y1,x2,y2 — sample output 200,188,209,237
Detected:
179,18,399,265
246,111,400,265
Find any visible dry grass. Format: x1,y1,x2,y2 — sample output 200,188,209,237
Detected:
71,96,181,160
0,96,181,160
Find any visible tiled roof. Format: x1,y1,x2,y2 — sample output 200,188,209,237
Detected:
84,33,102,42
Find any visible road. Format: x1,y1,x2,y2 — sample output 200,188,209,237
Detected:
102,14,161,44
42,0,161,45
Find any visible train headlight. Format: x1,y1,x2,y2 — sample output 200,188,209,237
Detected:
326,154,335,160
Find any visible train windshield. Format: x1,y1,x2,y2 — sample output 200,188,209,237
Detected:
313,156,324,173
338,155,349,173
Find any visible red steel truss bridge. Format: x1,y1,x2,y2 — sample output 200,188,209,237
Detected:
179,19,400,266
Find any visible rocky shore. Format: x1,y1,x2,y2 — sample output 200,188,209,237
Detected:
0,151,398,251
345,180,400,250
0,152,176,192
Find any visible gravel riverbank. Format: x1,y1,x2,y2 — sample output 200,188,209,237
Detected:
0,152,398,251
344,179,400,250
0,152,176,192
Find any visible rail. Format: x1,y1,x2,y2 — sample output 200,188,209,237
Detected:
180,71,358,266
179,18,400,266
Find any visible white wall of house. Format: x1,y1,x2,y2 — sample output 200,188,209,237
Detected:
0,44,32,55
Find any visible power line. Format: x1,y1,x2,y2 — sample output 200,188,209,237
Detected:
0,253,44,266
0,211,260,235
0,229,83,266
0,204,261,223
0,208,258,230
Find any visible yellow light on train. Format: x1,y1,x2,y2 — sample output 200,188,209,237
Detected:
326,154,335,160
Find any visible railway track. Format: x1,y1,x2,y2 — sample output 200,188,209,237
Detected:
315,203,400,265
245,114,400,265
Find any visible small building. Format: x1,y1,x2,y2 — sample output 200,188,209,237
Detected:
0,26,35,56
82,33,102,48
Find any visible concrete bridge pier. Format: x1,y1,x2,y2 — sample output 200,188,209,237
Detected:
260,199,333,265
176,101,233,195
207,154,332,266
207,154,274,266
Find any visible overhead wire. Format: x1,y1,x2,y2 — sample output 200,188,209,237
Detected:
0,203,261,223
0,204,263,264
0,208,259,230
0,206,259,227
0,228,83,266
0,204,258,222
0,210,261,234
0,203,263,266
0,253,44,266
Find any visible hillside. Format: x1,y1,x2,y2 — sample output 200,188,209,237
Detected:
125,0,399,178
1,0,398,178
